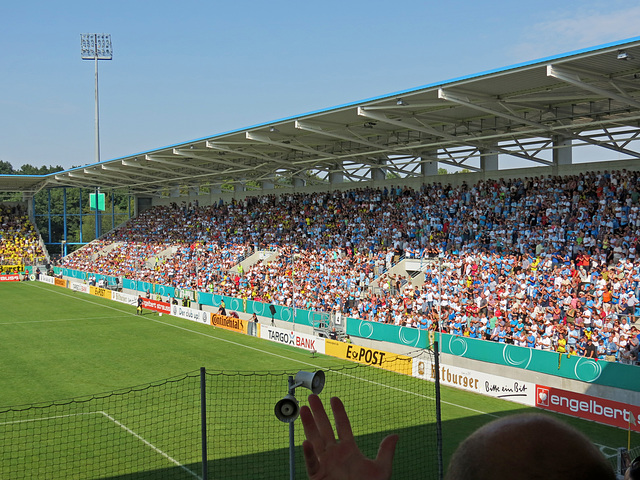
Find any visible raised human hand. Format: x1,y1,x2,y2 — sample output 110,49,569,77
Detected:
300,394,398,480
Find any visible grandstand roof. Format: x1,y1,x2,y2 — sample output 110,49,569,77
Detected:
4,36,640,197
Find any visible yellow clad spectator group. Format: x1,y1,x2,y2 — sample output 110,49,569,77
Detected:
0,205,45,267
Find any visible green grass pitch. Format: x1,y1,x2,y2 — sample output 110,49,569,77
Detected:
0,281,637,479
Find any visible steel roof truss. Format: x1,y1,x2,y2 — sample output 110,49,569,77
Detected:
547,65,640,110
146,154,220,175
203,143,290,168
295,120,408,155
245,131,339,162
438,88,550,133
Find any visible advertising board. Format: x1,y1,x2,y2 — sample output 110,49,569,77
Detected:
535,385,640,432
171,305,210,325
260,325,325,354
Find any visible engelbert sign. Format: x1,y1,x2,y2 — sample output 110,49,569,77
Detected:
536,385,640,432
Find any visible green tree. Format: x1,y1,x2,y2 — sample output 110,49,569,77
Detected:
17,164,64,175
0,160,14,174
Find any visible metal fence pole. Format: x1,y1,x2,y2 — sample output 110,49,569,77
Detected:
434,341,443,480
200,367,208,480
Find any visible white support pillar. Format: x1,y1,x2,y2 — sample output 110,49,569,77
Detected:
292,175,305,188
23,194,34,220
329,162,343,186
480,147,499,172
421,151,439,177
371,159,386,182
553,135,573,166
261,177,275,190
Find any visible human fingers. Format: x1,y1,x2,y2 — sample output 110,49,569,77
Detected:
302,439,321,478
300,404,324,454
329,396,355,443
375,434,399,470
308,394,336,444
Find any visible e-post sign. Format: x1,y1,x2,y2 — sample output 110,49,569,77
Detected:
89,193,106,211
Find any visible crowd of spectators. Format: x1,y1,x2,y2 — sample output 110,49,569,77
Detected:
0,204,46,267
61,169,640,364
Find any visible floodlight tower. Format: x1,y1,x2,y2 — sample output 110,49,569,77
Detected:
81,34,112,240
80,33,112,165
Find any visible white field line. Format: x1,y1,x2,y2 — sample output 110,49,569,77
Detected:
0,410,201,479
0,411,101,426
0,315,130,325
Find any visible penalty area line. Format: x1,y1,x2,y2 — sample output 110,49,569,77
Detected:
97,411,201,479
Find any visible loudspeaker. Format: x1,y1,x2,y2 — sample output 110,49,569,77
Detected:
274,394,300,423
294,370,325,395
269,305,276,315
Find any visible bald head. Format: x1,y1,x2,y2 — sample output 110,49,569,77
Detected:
445,414,614,480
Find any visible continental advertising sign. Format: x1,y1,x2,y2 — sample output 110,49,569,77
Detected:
54,278,67,288
211,314,247,334
90,286,112,300
325,340,412,374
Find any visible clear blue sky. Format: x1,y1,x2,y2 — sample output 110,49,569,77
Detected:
1,0,639,170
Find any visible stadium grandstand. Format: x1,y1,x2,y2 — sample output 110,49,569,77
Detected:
3,35,640,480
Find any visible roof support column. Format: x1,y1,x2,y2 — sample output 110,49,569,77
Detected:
234,180,246,196
209,185,222,205
23,194,34,221
329,162,343,186
371,159,386,182
421,151,439,178
480,147,499,172
292,175,305,188
553,135,572,171
261,176,275,190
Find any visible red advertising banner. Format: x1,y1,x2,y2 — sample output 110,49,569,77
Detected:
536,385,640,432
0,274,20,282
141,297,171,315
